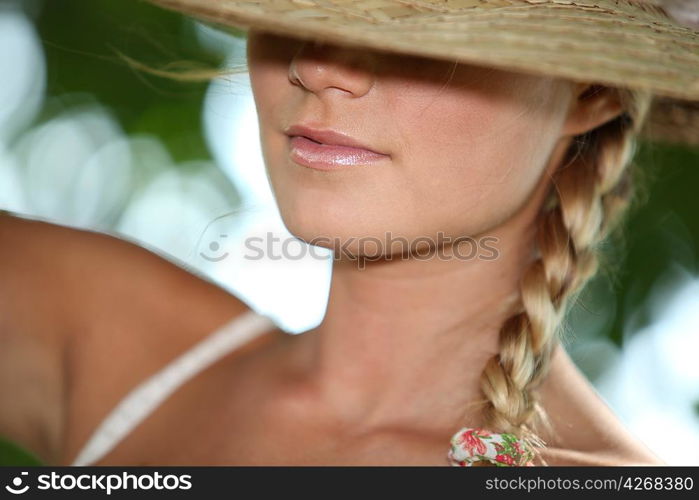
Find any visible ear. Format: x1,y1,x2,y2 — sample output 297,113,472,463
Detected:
561,83,624,137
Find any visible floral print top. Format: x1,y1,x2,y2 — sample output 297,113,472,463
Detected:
447,427,535,466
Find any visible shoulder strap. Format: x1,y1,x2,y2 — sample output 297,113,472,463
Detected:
70,308,278,466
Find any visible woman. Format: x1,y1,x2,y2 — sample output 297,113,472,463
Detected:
1,0,697,466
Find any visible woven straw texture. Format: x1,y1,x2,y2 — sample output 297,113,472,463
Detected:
143,0,699,146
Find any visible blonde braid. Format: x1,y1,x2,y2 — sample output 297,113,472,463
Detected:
478,85,653,462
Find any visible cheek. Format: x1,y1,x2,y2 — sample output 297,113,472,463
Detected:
249,66,288,131
247,38,300,132
386,80,563,237
248,54,299,194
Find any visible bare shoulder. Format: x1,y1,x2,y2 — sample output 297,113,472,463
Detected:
0,210,252,464
534,343,665,466
0,211,79,463
0,209,249,334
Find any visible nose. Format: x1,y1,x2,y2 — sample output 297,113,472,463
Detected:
288,39,376,98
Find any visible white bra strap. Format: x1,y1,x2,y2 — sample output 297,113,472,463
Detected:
70,309,277,466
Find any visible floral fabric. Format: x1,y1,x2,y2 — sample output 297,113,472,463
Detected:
447,427,535,466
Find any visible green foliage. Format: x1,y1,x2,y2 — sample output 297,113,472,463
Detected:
0,437,44,466
34,0,227,163
607,141,699,345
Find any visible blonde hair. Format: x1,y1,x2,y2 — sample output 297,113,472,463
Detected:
120,48,655,464
477,85,653,463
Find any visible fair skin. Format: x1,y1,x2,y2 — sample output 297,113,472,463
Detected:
0,30,663,465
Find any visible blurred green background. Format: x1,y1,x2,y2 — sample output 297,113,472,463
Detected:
1,0,698,465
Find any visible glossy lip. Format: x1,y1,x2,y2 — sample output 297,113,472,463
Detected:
285,124,387,155
284,124,390,170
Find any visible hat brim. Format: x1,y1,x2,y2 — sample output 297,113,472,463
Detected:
145,0,699,146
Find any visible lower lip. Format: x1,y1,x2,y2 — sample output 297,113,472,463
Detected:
288,136,389,170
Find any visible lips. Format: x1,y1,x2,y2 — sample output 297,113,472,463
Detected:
284,124,390,170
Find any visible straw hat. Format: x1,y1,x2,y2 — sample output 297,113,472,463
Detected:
143,0,699,147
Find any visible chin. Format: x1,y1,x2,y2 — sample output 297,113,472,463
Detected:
280,212,372,256
282,209,411,262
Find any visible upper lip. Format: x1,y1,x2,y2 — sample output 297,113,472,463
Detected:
284,124,388,155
